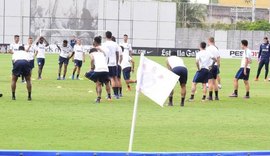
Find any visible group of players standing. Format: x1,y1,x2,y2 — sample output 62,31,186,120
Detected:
2,31,136,102
166,37,256,107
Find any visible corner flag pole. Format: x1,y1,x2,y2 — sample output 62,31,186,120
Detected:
128,90,140,152
128,53,144,152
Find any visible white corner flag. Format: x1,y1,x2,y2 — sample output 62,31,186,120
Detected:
128,53,179,152
136,53,180,107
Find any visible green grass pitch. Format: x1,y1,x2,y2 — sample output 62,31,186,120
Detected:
0,54,270,152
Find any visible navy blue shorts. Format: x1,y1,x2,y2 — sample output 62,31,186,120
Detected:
172,66,188,84
235,68,250,81
37,58,45,67
59,56,69,65
74,59,83,68
12,60,31,77
123,67,131,80
117,65,121,78
29,59,35,69
108,66,117,77
193,68,209,83
85,71,110,85
208,65,218,79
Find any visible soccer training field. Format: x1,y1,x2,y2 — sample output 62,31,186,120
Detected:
0,54,270,152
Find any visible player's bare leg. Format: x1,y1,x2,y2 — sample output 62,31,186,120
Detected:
11,75,18,100
180,84,186,106
229,78,238,97
25,74,32,101
244,80,250,98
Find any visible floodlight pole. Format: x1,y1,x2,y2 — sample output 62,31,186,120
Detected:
252,0,256,22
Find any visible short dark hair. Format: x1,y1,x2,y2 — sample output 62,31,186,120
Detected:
89,48,97,53
14,35,19,38
209,37,215,43
28,37,33,39
106,31,112,39
94,36,102,44
171,51,177,56
200,42,207,49
63,40,68,44
264,37,268,40
19,46,25,51
124,34,128,37
111,36,116,42
241,40,248,47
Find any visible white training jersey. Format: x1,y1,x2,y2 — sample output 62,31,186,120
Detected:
25,44,36,60
121,52,132,69
167,56,186,69
120,42,132,55
206,45,220,66
12,50,30,62
35,43,48,58
241,49,252,68
59,45,73,58
196,50,213,70
117,45,123,65
91,52,109,72
9,43,21,52
103,40,119,66
73,44,85,61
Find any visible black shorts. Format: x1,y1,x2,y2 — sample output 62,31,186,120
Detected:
123,67,131,80
12,60,31,77
193,68,209,83
235,68,250,81
108,66,117,77
85,71,110,85
172,66,188,84
37,58,45,67
59,56,69,65
29,59,35,69
208,65,218,79
117,65,121,78
74,59,83,68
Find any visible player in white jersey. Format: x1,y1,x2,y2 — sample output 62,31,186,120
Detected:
9,35,25,82
189,42,216,102
57,40,73,80
71,39,85,80
120,46,136,91
85,48,110,103
93,36,112,100
103,31,120,99
112,36,123,97
35,36,49,80
229,40,252,99
120,34,132,56
25,37,36,71
166,51,188,107
206,37,221,101
11,46,32,101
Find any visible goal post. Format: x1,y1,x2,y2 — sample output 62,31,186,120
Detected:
39,29,107,46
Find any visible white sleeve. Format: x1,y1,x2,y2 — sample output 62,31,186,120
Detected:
129,44,132,51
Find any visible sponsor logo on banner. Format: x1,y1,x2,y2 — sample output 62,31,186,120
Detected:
132,47,199,57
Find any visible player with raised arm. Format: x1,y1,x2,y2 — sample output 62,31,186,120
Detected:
85,48,110,103
57,40,73,80
230,40,252,99
71,39,85,80
35,36,49,80
103,31,120,99
189,42,216,102
167,51,188,107
207,37,220,101
255,37,270,81
25,37,36,72
11,46,32,101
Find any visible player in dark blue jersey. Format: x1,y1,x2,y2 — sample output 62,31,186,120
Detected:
255,37,270,81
